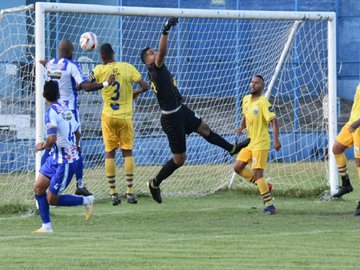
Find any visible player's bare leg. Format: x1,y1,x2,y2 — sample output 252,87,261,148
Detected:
234,161,272,191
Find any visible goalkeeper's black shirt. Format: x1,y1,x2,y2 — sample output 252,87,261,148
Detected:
147,63,182,111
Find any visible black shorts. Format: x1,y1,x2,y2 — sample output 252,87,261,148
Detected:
160,105,202,154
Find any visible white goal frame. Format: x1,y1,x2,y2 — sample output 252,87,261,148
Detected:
34,2,338,194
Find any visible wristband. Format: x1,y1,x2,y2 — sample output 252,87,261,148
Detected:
103,81,109,88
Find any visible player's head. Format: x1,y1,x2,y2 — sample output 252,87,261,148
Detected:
250,75,265,95
43,80,59,102
140,47,157,65
99,43,115,63
58,39,74,59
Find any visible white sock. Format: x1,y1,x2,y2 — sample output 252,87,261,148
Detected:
42,222,52,231
82,195,94,206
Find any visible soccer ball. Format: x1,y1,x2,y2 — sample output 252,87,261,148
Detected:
79,32,98,52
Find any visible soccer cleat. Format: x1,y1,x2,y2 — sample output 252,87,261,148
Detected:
126,194,138,204
75,185,93,196
111,193,121,206
84,195,95,221
354,201,360,216
32,227,53,234
264,205,278,215
148,179,162,204
230,138,251,156
332,185,353,198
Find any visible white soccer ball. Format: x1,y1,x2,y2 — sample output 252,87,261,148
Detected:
79,32,98,52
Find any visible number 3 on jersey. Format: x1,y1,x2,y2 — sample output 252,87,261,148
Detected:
110,81,120,110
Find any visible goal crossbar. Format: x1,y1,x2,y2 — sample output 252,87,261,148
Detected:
33,3,337,198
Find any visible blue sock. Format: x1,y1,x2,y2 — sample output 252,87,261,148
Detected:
35,194,50,223
57,195,83,206
76,154,84,188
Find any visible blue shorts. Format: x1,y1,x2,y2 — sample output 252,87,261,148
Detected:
39,156,78,195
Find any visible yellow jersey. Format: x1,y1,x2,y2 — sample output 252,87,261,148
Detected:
349,83,360,123
93,62,141,119
242,95,276,151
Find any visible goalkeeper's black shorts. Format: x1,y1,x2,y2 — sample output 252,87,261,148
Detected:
160,104,202,154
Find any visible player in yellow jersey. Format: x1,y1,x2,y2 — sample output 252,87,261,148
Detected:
84,43,148,205
332,83,360,215
233,75,281,215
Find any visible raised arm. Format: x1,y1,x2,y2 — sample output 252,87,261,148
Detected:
155,17,178,68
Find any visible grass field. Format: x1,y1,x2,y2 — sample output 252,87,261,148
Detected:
0,162,329,206
1,187,360,270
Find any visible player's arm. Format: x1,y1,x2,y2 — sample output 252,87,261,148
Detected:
75,129,81,149
39,59,48,67
80,74,115,92
349,118,360,133
270,118,281,151
133,79,149,99
236,117,246,134
35,135,56,153
155,17,178,68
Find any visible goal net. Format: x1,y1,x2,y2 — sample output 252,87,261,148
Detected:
0,3,337,206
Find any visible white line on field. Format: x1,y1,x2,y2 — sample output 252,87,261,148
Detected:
1,228,360,242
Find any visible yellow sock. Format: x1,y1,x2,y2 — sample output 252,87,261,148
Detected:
255,177,273,206
334,153,348,177
125,156,135,194
105,158,117,195
239,167,255,184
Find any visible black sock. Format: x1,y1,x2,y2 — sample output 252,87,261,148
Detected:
154,159,181,186
341,175,351,186
203,130,233,152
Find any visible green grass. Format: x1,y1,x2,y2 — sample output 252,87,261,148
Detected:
0,162,329,206
1,189,360,270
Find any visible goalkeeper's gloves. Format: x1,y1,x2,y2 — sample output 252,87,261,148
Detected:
162,17,179,35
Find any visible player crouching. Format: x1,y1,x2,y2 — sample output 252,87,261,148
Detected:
33,80,94,233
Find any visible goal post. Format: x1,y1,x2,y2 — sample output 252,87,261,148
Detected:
0,3,337,206
228,17,338,195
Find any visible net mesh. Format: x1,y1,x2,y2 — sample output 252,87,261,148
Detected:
0,5,331,205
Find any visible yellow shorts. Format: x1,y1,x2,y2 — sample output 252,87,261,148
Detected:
236,146,269,169
101,114,134,152
336,122,360,158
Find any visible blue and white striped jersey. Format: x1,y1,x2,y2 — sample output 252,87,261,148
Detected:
45,102,80,163
45,58,87,111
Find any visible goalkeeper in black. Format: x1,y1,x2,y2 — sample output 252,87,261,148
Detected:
140,17,250,203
